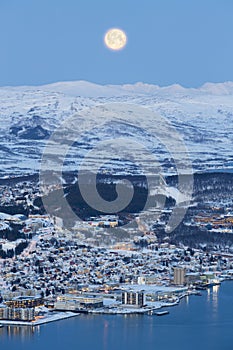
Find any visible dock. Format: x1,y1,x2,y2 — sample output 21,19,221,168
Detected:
0,311,79,326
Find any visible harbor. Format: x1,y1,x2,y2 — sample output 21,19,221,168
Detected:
0,282,231,350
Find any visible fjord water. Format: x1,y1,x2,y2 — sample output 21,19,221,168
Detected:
1,282,233,350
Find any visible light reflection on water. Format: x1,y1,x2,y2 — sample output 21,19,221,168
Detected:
0,324,40,340
207,287,211,302
205,284,220,320
212,285,220,308
103,320,109,350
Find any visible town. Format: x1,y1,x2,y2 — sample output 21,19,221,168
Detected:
0,175,233,325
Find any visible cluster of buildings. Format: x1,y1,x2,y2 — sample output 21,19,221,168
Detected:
54,295,104,312
0,306,35,321
194,209,233,233
0,296,43,322
1,180,233,321
0,222,232,320
88,215,119,228
0,180,39,207
0,212,54,260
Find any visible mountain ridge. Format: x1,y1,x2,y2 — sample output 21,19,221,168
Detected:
2,80,233,98
1,80,233,175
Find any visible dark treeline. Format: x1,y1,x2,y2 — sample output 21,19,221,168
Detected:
0,223,26,241
0,241,28,259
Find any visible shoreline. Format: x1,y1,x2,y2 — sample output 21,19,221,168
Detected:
0,311,79,326
0,284,225,326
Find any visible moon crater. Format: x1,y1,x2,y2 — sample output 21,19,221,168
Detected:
104,28,127,51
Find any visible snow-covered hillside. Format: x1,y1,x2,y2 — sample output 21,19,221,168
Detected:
1,80,233,176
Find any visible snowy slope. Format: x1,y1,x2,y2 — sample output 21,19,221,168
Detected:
0,80,233,176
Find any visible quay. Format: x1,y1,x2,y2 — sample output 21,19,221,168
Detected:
0,311,79,326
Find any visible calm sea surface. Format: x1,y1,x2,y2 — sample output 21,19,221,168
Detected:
1,282,233,350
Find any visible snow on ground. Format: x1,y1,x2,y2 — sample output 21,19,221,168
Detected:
1,80,233,175
121,284,188,293
0,311,79,326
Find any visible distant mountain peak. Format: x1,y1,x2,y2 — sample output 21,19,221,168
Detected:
199,81,233,95
2,80,233,98
0,79,233,175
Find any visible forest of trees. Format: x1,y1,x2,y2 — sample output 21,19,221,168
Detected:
0,240,28,259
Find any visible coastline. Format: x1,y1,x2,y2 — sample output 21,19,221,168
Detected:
0,282,226,328
1,281,232,350
0,311,79,326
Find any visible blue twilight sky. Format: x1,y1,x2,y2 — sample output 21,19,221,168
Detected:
0,0,233,87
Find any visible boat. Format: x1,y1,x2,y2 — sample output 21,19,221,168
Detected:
155,311,169,316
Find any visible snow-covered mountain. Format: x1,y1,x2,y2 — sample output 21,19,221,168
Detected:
1,80,233,176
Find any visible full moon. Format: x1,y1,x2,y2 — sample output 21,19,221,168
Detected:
104,28,127,51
